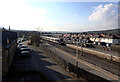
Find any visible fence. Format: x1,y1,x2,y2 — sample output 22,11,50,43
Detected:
40,44,108,81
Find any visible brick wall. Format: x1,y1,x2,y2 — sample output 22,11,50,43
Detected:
2,30,17,77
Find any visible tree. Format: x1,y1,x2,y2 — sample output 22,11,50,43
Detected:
34,27,43,42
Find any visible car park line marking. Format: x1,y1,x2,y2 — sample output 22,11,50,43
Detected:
47,43,119,81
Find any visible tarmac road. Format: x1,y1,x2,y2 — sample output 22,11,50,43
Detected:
3,41,80,82
22,41,80,81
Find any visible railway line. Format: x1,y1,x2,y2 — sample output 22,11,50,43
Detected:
42,39,120,77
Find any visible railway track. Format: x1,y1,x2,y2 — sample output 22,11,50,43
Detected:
42,39,120,77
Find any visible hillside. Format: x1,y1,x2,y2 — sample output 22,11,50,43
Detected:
87,28,120,34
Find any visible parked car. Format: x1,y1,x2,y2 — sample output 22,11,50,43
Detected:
20,48,30,52
93,42,99,45
87,40,93,43
99,42,107,46
83,40,87,44
106,43,112,47
67,40,73,44
19,45,28,49
20,51,31,57
17,43,22,48
17,40,21,44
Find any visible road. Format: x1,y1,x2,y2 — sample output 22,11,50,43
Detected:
3,41,80,82
3,41,79,82
28,45,79,81
42,40,120,81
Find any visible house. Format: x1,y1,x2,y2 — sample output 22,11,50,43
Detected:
90,34,102,42
90,33,120,45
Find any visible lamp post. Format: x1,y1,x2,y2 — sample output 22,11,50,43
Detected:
80,36,83,56
76,38,79,67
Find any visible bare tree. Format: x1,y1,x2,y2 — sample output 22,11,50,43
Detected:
35,27,43,33
30,27,43,46
35,27,43,42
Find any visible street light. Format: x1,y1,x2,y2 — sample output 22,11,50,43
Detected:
80,36,83,56
75,38,79,67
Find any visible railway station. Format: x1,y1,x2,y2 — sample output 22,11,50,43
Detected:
1,1,120,82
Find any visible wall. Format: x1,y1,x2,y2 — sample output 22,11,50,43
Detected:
0,29,2,82
2,30,17,78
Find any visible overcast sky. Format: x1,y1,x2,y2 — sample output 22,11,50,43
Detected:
0,0,119,32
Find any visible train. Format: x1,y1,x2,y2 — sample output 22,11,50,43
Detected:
42,36,66,45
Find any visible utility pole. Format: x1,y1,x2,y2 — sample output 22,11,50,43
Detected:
81,40,83,56
81,36,83,56
76,39,79,67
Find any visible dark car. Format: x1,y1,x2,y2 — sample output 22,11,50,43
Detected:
20,51,31,57
100,42,107,46
106,43,112,47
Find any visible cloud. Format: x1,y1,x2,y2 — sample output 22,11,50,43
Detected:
89,3,117,22
88,3,118,30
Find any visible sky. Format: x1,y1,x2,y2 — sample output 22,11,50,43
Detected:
0,0,119,32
